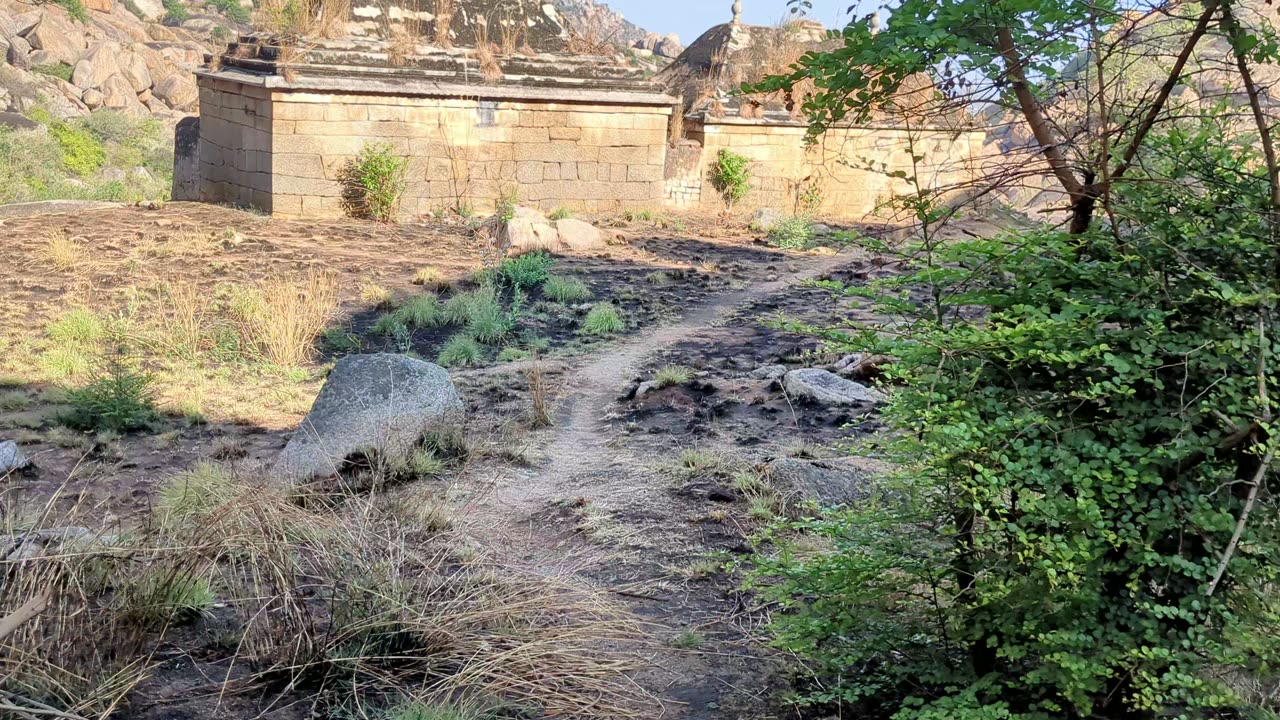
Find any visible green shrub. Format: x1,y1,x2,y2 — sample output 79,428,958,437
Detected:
463,287,515,344
346,142,408,223
384,701,486,720
767,215,814,249
63,353,160,433
498,251,556,290
437,335,483,367
709,149,751,208
208,0,250,23
54,0,88,22
654,364,692,388
162,0,189,23
391,294,445,328
496,346,529,362
548,207,571,220
48,122,106,177
542,275,591,303
580,303,623,336
34,64,74,82
372,314,408,337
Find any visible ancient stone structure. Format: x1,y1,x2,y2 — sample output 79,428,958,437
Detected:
190,14,985,220
195,36,673,217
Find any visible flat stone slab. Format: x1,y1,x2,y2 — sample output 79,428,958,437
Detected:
783,368,887,406
0,441,30,474
273,353,463,484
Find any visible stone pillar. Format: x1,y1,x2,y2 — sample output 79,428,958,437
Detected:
171,116,200,201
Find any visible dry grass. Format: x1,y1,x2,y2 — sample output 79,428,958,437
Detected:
155,282,209,359
527,357,552,427
0,463,652,717
256,0,349,37
564,11,616,56
231,270,338,367
472,33,503,84
433,0,455,47
36,230,83,272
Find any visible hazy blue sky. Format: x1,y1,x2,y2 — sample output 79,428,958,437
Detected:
601,0,865,45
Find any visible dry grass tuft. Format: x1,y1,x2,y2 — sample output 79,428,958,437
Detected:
37,230,83,272
433,0,455,47
0,463,652,718
527,357,552,427
231,270,338,367
472,41,503,84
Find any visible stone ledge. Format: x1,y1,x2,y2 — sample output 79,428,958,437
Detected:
195,68,679,108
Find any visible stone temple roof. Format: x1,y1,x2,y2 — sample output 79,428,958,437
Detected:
215,33,673,100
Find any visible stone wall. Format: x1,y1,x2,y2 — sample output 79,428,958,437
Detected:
686,118,985,218
195,74,673,218
662,140,703,209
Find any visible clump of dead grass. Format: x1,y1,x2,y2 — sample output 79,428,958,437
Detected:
229,270,338,367
0,463,651,718
36,229,83,272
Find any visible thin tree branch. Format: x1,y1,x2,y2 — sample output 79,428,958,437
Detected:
1205,445,1274,598
1111,0,1220,181
995,26,1086,199
1222,2,1280,217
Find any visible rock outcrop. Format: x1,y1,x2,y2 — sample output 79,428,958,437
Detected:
783,368,888,406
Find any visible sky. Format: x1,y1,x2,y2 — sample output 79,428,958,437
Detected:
599,0,865,46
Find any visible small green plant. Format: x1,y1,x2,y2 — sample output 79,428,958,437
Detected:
542,275,592,303
347,142,408,223
54,0,89,21
162,0,189,23
644,271,671,285
123,570,215,624
408,448,445,478
372,314,409,337
48,308,106,345
496,347,530,362
34,64,74,82
768,215,815,250
63,352,160,433
670,630,704,650
322,329,362,353
210,24,230,44
548,207,571,220
208,0,250,23
392,294,446,328
709,149,751,209
654,365,692,388
444,286,514,343
498,252,556,290
437,335,483,367
579,303,624,336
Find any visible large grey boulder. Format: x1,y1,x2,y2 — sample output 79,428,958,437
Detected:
273,354,464,484
6,36,31,71
0,441,30,474
505,206,558,254
71,41,120,89
27,13,86,66
783,368,887,406
765,457,878,507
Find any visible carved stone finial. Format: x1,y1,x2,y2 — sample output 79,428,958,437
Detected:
732,0,742,24
869,11,881,34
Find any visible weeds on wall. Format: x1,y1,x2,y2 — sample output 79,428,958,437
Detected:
709,149,751,209
343,142,409,222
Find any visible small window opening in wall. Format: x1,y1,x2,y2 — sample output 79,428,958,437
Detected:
477,101,497,127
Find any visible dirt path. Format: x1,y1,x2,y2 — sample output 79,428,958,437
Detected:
456,246,864,717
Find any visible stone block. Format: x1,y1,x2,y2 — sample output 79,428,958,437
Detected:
515,161,542,184
549,126,582,141
511,126,550,143
560,162,578,181
367,105,408,122
543,163,560,181
274,153,325,178
274,175,344,197
628,164,662,182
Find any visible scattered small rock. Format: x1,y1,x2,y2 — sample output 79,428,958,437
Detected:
273,354,464,484
0,441,30,474
635,380,659,398
751,364,788,381
783,368,887,406
809,223,834,236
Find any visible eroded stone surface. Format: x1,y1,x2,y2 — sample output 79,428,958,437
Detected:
783,368,887,406
273,354,464,484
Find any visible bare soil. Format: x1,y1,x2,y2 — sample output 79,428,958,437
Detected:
0,202,898,719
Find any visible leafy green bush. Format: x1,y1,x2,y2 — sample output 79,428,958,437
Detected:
747,120,1280,716
498,251,556,290
542,275,591,303
162,0,189,24
579,303,623,336
63,353,160,433
548,207,571,220
49,122,106,177
345,142,408,223
709,149,751,209
437,335,483,367
767,216,814,249
54,0,88,22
